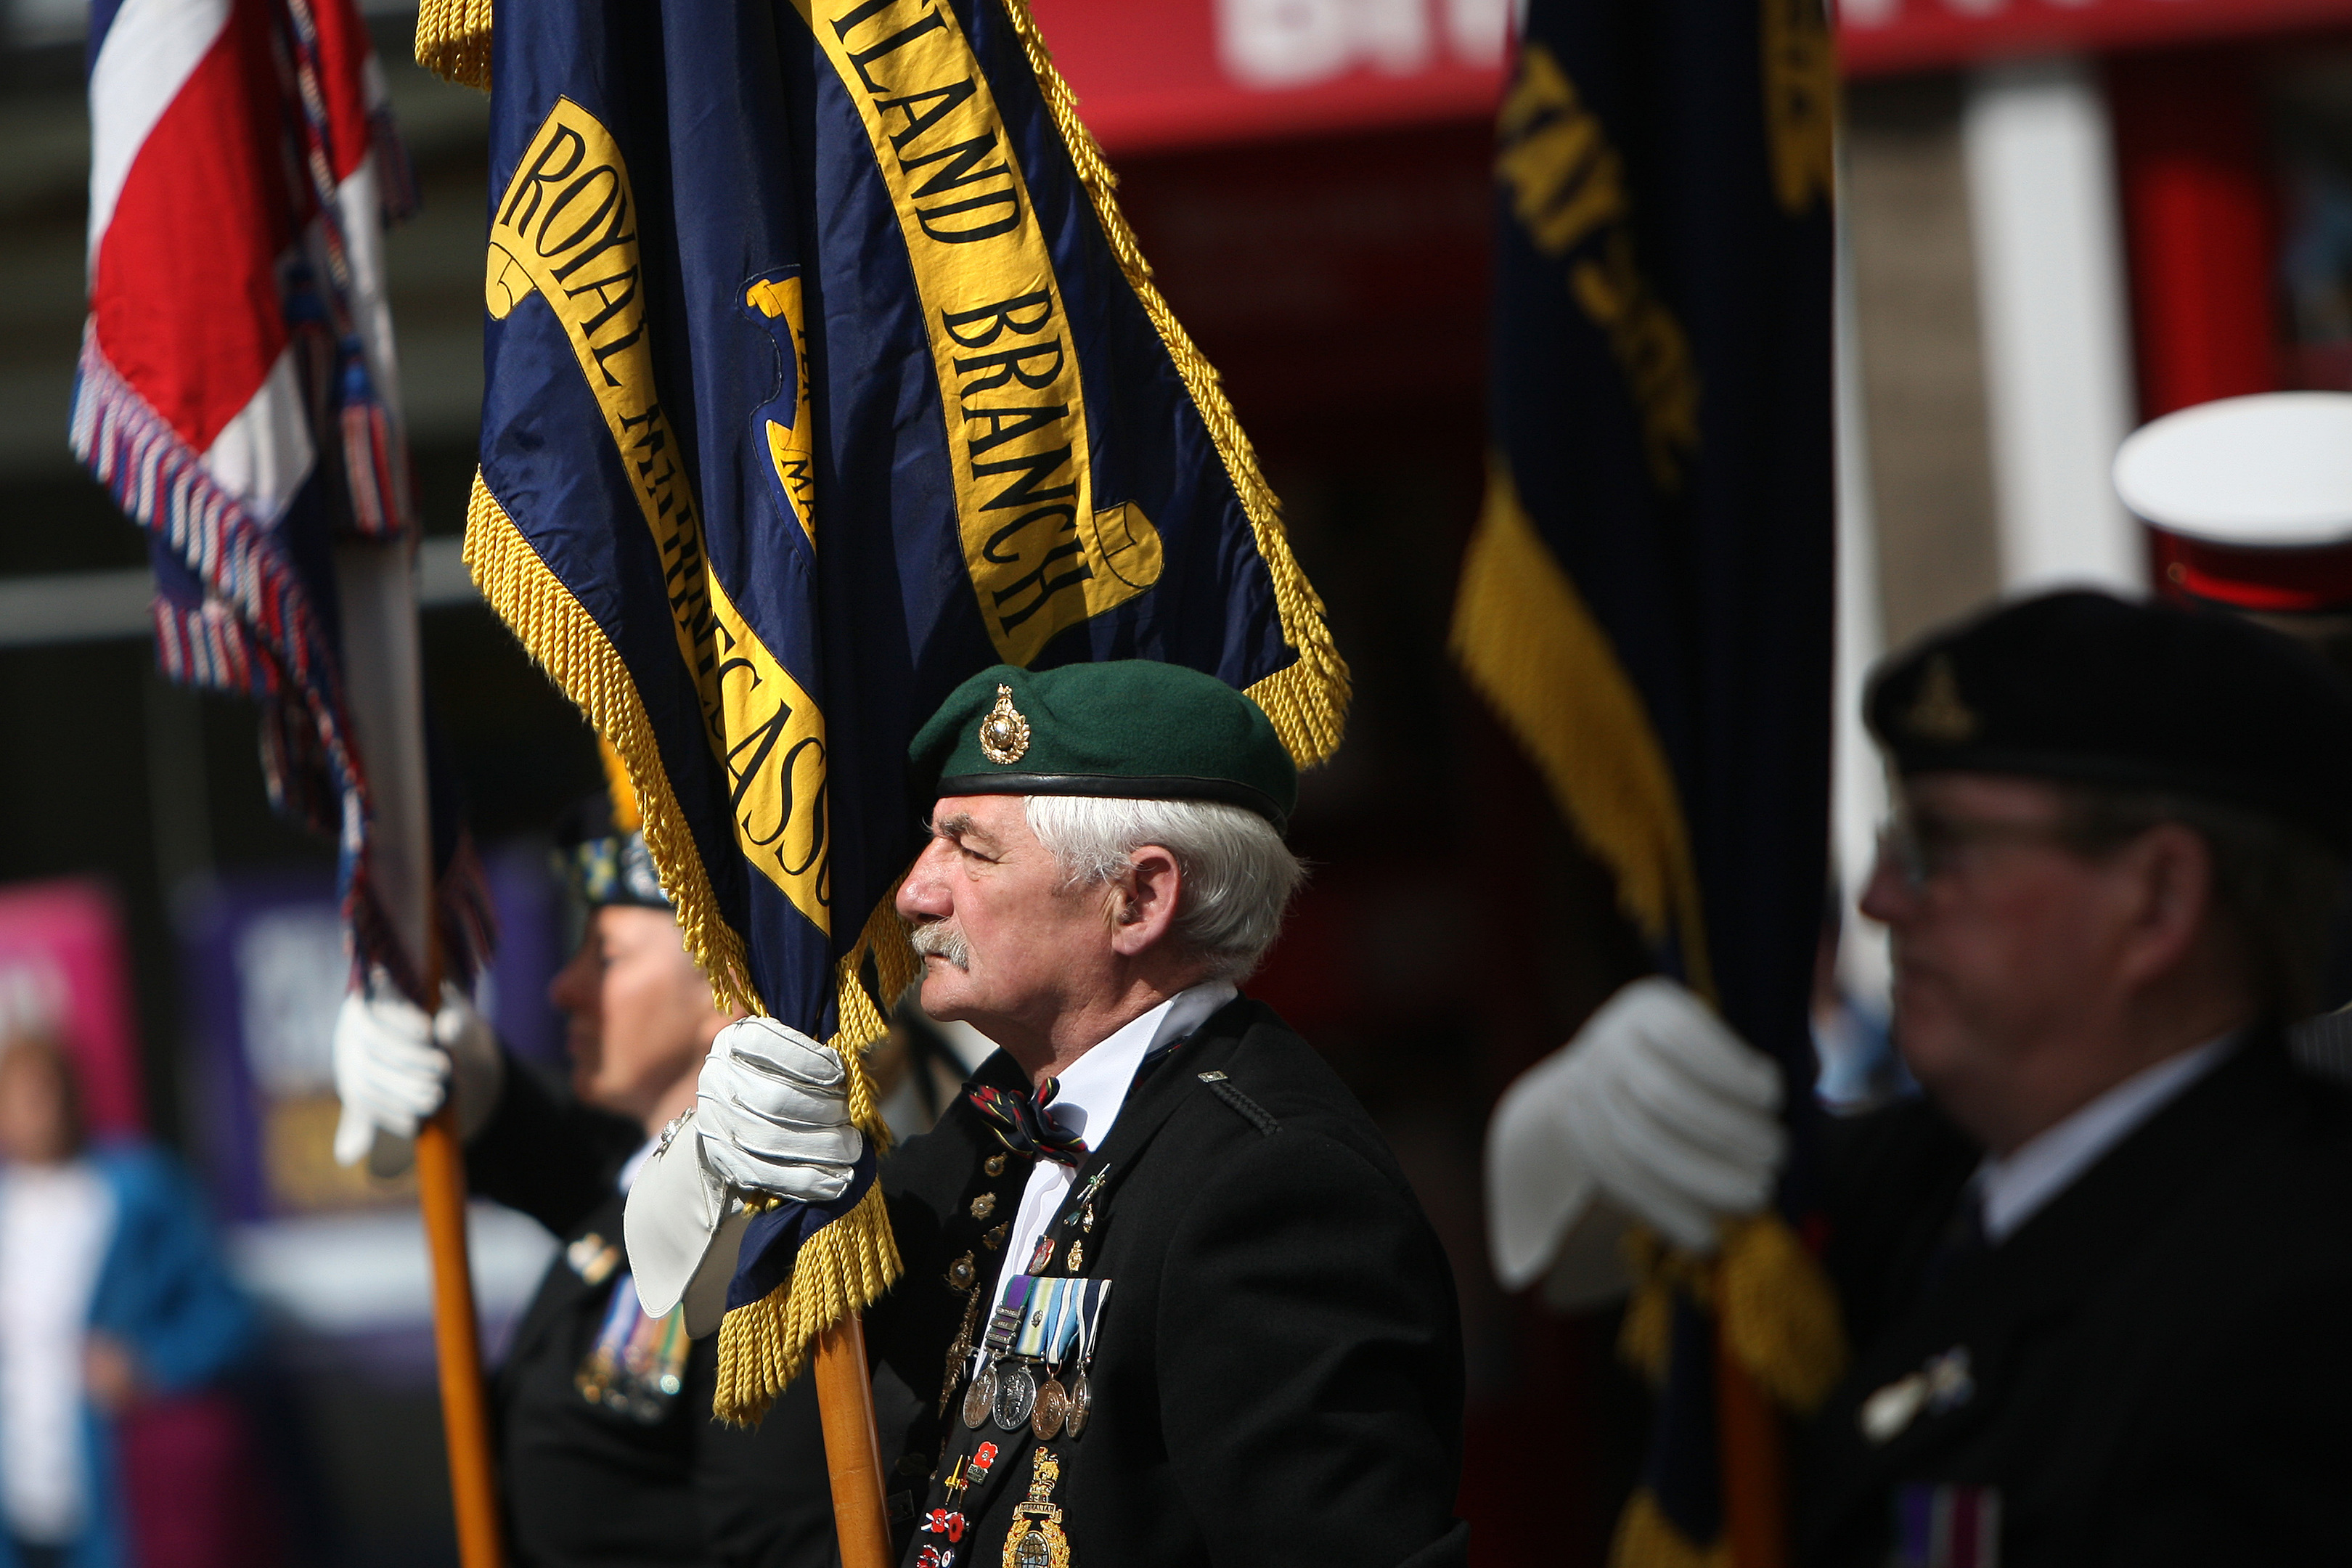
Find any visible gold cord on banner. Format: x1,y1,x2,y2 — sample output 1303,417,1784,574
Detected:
414,0,493,89
995,0,1349,769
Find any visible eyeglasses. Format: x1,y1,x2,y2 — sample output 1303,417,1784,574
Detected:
1876,809,2083,893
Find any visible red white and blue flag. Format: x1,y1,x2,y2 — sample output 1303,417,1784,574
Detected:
71,0,480,991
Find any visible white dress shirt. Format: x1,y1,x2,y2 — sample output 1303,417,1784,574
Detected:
0,1161,115,1544
988,980,1236,1316
1977,1034,2237,1243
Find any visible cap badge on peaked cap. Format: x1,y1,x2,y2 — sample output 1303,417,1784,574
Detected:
978,684,1032,765
1905,654,1977,745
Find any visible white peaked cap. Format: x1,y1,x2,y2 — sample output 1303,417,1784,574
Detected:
2114,392,2352,546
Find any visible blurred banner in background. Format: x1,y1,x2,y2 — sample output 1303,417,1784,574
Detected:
1450,0,1841,1561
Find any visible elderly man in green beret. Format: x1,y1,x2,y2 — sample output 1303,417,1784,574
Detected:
632,661,1469,1568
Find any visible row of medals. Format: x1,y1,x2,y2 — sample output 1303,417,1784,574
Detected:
965,1348,1090,1441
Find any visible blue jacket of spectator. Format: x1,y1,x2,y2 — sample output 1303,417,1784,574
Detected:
0,1142,258,1568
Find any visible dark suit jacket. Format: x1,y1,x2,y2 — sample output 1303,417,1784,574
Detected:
1800,1037,2352,1567
469,1061,836,1568
865,996,1470,1568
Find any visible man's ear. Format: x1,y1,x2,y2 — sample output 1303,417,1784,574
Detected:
2115,822,2217,991
1109,844,1183,957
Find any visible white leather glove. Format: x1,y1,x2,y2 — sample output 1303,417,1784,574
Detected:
692,1017,862,1201
626,1018,863,1335
625,1111,753,1337
1487,976,1786,1294
331,981,505,1178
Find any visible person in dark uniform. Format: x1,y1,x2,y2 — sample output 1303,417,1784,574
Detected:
1800,591,2352,1567
330,783,836,1567
1490,589,2352,1568
631,661,1471,1568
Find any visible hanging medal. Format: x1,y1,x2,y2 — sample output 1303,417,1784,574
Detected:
1066,1278,1111,1439
995,1273,1063,1432
966,1276,1034,1430
1032,1276,1086,1440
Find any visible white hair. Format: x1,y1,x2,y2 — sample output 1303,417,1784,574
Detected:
1022,795,1305,981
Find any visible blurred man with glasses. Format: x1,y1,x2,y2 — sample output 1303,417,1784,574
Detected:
1488,589,2352,1567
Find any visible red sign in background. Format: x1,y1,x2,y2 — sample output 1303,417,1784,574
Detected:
1029,0,2352,157
1839,0,2352,76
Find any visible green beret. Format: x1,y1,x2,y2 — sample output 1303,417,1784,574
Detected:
909,662,1297,830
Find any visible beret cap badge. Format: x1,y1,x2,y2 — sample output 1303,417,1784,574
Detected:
1905,655,1978,745
978,684,1032,765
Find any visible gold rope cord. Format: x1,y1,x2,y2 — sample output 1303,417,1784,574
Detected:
995,0,1351,769
465,475,906,1419
414,0,493,89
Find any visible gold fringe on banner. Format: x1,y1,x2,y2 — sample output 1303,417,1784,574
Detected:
996,0,1349,769
465,473,907,1419
1450,455,1713,996
415,0,493,90
462,474,756,1014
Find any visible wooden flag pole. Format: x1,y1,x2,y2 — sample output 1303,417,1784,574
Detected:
417,1108,504,1566
335,537,506,1568
1717,1323,1789,1568
815,1315,894,1568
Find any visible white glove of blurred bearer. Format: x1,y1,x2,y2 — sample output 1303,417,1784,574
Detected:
625,1017,863,1334
1486,976,1786,1297
330,980,505,1179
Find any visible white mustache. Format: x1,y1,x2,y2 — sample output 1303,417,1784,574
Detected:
910,920,970,971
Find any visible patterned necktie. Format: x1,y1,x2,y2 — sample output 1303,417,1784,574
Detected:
965,1077,1089,1167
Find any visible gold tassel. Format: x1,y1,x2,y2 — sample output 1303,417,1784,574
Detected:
1716,1212,1846,1416
1614,1219,1845,1415
414,0,494,91
993,0,1349,770
1609,1490,1732,1568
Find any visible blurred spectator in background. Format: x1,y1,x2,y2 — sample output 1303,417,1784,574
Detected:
332,777,835,1567
0,1032,259,1568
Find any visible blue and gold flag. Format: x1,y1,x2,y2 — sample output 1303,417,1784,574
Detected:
1451,0,1842,1559
425,0,1344,1417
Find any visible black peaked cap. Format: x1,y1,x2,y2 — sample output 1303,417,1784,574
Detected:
1866,589,2352,851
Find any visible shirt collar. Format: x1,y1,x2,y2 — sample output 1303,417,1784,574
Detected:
1040,979,1238,1148
1977,1032,2237,1243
